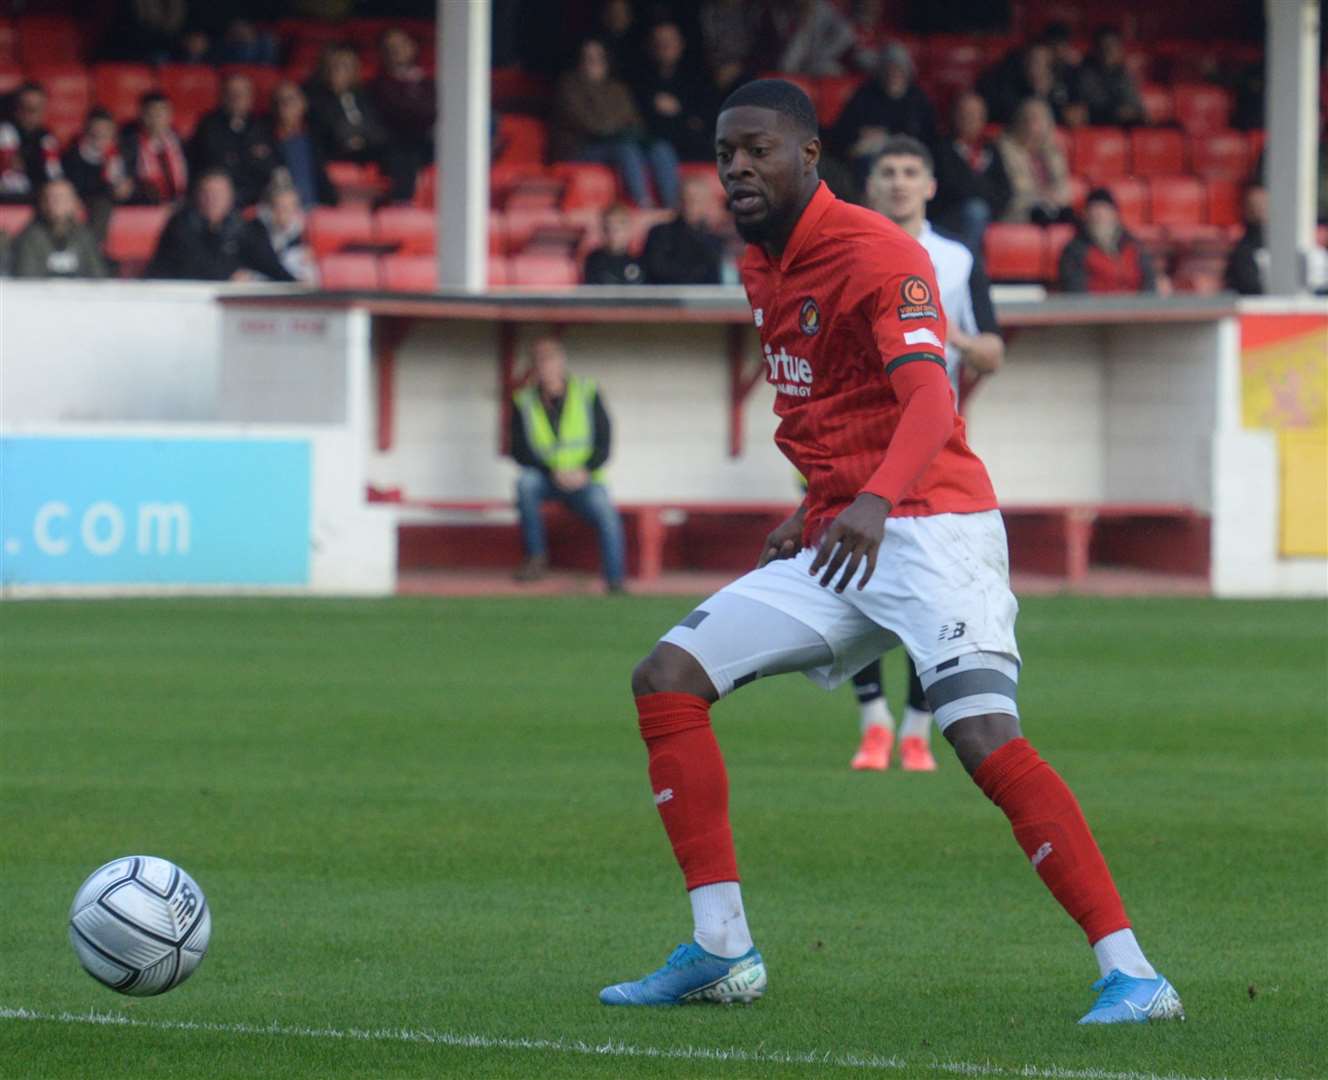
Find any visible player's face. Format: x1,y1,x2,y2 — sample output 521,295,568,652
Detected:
864,154,935,225
716,105,819,245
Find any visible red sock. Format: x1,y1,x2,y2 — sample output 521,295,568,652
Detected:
636,692,739,889
973,738,1130,944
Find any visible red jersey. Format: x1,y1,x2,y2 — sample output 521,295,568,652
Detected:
739,181,998,540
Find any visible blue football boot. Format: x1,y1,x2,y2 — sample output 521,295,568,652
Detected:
599,942,766,1005
1078,969,1185,1024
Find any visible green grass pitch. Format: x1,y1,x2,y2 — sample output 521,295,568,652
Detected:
1,595,1324,1079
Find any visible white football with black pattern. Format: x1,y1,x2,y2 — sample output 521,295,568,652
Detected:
68,856,211,996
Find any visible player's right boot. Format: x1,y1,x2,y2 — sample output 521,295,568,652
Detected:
1078,970,1185,1024
851,724,893,770
598,942,766,1005
898,735,938,772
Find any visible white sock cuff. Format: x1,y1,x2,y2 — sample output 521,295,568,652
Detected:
1092,928,1157,980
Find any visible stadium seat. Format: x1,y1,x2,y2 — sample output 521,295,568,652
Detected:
488,255,511,287
29,64,90,143
158,65,220,137
92,64,158,125
491,66,550,111
1189,130,1252,181
1247,128,1266,166
815,75,862,127
326,160,388,202
503,206,563,251
381,253,437,292
1149,176,1206,227
1139,84,1174,125
105,206,170,264
983,223,1045,282
488,209,508,256
318,253,380,290
1071,127,1129,182
1205,178,1242,228
551,162,617,211
374,205,434,254
1043,223,1076,281
306,205,374,256
494,114,547,167
1106,177,1148,228
1129,128,1185,178
0,203,33,236
1173,83,1231,136
509,251,579,288
16,14,81,66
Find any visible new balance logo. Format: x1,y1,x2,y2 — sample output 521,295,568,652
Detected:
1031,841,1053,867
653,788,674,806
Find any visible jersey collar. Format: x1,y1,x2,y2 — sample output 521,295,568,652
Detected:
773,180,835,273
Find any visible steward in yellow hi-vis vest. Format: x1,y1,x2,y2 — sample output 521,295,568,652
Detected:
508,334,626,592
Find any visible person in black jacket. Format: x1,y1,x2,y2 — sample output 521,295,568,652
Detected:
190,73,277,207
630,21,715,163
931,92,1011,254
583,204,647,284
146,169,295,282
62,110,134,243
643,175,724,284
828,43,937,182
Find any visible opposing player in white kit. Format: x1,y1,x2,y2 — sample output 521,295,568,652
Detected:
598,79,1183,1024
845,135,1007,773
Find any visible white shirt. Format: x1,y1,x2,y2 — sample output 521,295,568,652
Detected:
917,220,981,396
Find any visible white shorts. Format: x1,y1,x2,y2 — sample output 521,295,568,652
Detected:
660,510,1021,731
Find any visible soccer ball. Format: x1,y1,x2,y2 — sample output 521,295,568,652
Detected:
68,856,211,996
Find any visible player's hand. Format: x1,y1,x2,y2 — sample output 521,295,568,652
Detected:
758,512,804,567
809,493,891,592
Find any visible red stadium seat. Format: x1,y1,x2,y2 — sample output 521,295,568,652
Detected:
1149,177,1206,226
381,253,437,292
92,64,158,125
983,223,1045,282
16,15,81,66
551,162,618,211
412,163,437,208
106,206,170,263
815,75,862,127
1129,128,1185,178
1206,178,1242,228
1043,223,1076,281
488,255,511,287
503,206,562,251
29,64,90,143
491,66,550,111
326,160,388,201
1139,84,1174,125
158,65,220,137
1189,130,1252,181
510,251,579,288
494,114,547,166
1071,127,1129,182
306,205,374,256
488,210,508,256
1173,84,1231,136
1106,178,1148,228
1247,128,1266,166
318,253,380,290
0,203,33,236
374,205,435,254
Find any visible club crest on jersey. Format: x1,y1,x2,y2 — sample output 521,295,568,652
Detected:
798,297,821,336
897,275,938,321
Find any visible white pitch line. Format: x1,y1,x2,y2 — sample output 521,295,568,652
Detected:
0,1006,1275,1080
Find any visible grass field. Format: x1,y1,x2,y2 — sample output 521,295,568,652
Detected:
1,595,1324,1080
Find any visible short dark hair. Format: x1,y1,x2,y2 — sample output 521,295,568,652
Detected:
140,90,170,109
718,78,819,139
1085,186,1117,209
86,107,114,127
875,135,934,174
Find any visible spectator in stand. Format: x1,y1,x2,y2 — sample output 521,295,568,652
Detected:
583,203,647,284
373,28,435,202
306,45,414,203
979,42,1078,126
1040,23,1081,97
271,82,336,207
997,98,1072,225
0,84,63,203
1058,188,1157,294
550,39,680,210
62,110,134,242
250,176,316,283
631,22,714,163
122,92,189,205
597,0,646,77
829,44,938,182
642,174,723,284
175,29,213,65
214,19,280,66
146,169,295,282
11,180,108,279
770,0,856,77
932,91,1011,253
190,73,277,207
699,0,756,90
102,0,187,63
847,0,888,72
1074,27,1144,127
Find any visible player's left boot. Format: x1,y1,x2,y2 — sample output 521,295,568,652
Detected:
598,942,766,1005
851,724,893,770
1077,970,1185,1024
898,735,937,772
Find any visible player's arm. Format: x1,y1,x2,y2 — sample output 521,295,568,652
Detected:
949,252,1004,375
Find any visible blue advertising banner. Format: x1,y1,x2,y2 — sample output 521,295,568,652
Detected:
1,437,311,586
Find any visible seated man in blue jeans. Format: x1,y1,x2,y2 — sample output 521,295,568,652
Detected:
509,334,626,592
